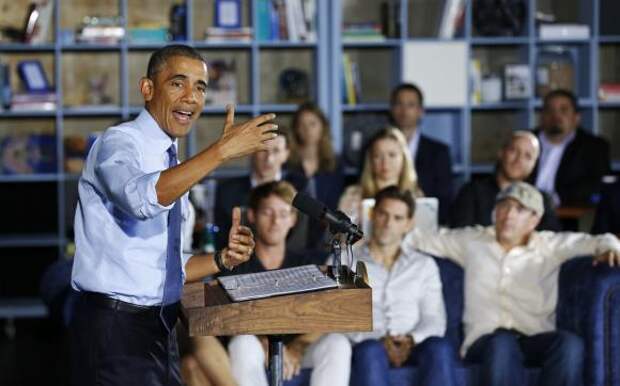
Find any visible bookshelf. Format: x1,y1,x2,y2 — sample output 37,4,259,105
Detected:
331,0,620,179
0,0,329,325
1,0,620,325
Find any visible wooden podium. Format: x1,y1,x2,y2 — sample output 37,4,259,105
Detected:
180,266,372,386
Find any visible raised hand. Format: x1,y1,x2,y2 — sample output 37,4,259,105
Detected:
593,250,620,267
221,207,255,269
217,104,278,161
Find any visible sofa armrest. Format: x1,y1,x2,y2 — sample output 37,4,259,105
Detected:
557,256,620,386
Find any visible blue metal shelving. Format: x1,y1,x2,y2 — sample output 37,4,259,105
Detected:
0,0,619,323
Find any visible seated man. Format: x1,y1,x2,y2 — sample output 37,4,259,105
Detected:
450,131,560,231
389,83,453,223
530,89,610,207
348,186,457,386
406,181,620,386
214,131,304,249
224,181,350,386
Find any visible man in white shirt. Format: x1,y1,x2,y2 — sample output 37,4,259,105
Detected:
405,181,620,386
226,181,350,386
349,186,458,386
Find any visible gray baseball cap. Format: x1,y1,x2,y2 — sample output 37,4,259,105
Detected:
496,182,544,216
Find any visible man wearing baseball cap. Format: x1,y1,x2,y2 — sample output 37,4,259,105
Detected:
404,181,620,386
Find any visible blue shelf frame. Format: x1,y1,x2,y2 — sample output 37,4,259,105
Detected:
1,0,620,319
331,0,618,180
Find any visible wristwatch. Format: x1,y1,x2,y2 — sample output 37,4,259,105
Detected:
214,249,233,272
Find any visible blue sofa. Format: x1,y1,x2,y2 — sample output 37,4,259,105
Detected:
286,256,620,386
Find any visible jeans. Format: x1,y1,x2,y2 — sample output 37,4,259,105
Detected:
465,328,584,386
350,336,458,386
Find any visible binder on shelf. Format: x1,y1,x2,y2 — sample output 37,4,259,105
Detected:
438,0,465,39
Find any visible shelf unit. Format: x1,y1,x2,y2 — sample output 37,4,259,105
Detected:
330,0,620,176
0,0,330,323
1,0,620,322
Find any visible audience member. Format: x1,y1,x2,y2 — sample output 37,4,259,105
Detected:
288,102,345,248
348,186,457,386
450,131,560,231
339,127,422,225
406,182,620,386
390,83,453,222
225,181,349,386
530,89,610,207
214,132,303,248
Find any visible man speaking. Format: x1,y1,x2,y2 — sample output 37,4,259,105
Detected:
70,45,278,386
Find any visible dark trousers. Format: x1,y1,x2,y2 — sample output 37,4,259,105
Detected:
465,328,584,386
350,336,459,386
70,292,182,386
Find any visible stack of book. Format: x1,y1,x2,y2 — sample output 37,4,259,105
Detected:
342,23,384,42
599,84,620,102
76,16,125,44
11,92,56,111
256,0,316,42
206,27,253,42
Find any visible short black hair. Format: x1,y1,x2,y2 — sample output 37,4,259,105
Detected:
543,89,579,113
390,83,424,107
374,186,416,218
146,44,207,79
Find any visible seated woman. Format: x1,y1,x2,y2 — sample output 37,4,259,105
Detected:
288,102,344,249
339,127,423,225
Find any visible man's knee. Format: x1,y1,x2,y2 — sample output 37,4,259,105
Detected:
352,339,386,363
419,336,457,361
553,331,584,366
316,333,351,359
228,335,264,363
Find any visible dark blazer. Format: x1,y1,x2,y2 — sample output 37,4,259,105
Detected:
415,135,454,224
449,175,561,231
286,162,345,250
529,129,611,206
592,180,620,235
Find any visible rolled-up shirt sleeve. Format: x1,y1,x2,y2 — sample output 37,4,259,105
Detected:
94,131,172,220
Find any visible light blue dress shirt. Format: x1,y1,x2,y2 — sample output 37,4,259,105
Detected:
71,109,191,306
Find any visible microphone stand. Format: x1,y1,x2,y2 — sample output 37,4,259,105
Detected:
331,233,343,284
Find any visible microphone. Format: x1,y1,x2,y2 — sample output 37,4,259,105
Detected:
292,192,363,243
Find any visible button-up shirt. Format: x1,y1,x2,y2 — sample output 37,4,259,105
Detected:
407,128,422,162
404,226,620,355
347,242,446,344
535,131,576,204
72,109,191,306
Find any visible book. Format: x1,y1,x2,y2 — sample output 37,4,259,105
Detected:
438,0,465,38
539,24,590,40
599,83,620,102
205,59,237,106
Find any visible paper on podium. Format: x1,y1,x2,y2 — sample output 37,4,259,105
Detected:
218,264,338,302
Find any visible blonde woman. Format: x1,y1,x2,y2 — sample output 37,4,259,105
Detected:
339,127,423,224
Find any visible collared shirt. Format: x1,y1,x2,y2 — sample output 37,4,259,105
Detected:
347,242,446,344
535,131,576,204
407,129,422,162
404,226,620,355
72,109,191,306
250,170,282,188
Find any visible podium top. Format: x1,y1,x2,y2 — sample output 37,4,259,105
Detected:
180,265,372,337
